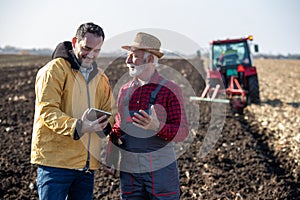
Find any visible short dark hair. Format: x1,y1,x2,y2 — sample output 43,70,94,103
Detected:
75,22,105,41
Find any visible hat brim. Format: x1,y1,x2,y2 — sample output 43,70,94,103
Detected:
122,45,164,58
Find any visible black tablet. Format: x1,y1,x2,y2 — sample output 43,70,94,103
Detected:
87,108,111,122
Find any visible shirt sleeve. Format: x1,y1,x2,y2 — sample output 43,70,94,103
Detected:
156,85,189,142
110,87,125,140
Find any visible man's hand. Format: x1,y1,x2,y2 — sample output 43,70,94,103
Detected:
132,105,160,131
81,108,109,134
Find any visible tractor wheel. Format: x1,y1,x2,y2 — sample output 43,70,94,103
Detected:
231,106,244,115
247,75,260,104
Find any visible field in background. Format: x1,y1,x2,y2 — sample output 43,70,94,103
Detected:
0,55,299,199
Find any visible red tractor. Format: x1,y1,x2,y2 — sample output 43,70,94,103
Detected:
191,35,260,114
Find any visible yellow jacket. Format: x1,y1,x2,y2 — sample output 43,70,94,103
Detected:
31,46,113,170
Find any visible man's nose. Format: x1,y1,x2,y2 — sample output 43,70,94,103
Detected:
126,54,132,64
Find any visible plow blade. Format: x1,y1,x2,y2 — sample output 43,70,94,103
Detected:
189,96,229,103
189,84,229,104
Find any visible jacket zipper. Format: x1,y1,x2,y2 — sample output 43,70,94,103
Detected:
77,65,98,173
83,78,92,172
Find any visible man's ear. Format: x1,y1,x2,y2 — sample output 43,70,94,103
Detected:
71,37,77,48
148,54,155,63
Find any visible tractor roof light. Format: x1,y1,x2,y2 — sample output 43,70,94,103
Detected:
248,35,253,41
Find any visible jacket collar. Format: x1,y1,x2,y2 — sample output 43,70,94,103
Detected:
52,41,81,70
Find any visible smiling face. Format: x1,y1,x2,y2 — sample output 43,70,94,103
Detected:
72,32,104,68
125,49,155,81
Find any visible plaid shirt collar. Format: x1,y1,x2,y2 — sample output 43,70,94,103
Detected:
79,66,94,81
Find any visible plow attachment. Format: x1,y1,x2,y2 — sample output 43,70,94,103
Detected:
190,76,248,114
189,84,230,104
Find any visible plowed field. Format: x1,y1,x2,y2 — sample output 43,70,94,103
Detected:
0,55,299,199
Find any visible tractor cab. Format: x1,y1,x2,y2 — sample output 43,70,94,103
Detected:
212,38,254,69
210,36,258,88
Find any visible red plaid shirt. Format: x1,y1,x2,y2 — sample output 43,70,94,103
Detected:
112,70,189,142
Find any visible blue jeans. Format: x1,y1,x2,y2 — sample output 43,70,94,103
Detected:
37,165,94,200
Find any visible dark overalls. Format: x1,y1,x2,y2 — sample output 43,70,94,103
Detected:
119,80,180,200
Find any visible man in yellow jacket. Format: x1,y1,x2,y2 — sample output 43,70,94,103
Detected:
31,22,113,200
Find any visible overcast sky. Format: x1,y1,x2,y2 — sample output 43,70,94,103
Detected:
1,0,299,55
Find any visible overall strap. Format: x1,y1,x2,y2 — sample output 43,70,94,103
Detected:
149,79,167,106
121,79,167,128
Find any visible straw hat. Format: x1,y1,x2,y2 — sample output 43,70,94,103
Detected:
122,32,164,58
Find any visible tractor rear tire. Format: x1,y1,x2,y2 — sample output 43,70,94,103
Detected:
247,75,260,104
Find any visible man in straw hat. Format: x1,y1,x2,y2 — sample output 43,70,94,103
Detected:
106,32,189,199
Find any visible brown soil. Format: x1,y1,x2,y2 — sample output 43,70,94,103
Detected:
0,55,299,199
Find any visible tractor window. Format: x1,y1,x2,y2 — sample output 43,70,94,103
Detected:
212,42,250,68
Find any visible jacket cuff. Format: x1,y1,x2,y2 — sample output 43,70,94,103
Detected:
96,123,112,138
103,123,112,136
73,119,83,140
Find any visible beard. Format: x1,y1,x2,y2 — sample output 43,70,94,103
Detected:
127,63,148,77
81,59,93,68
80,55,94,68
